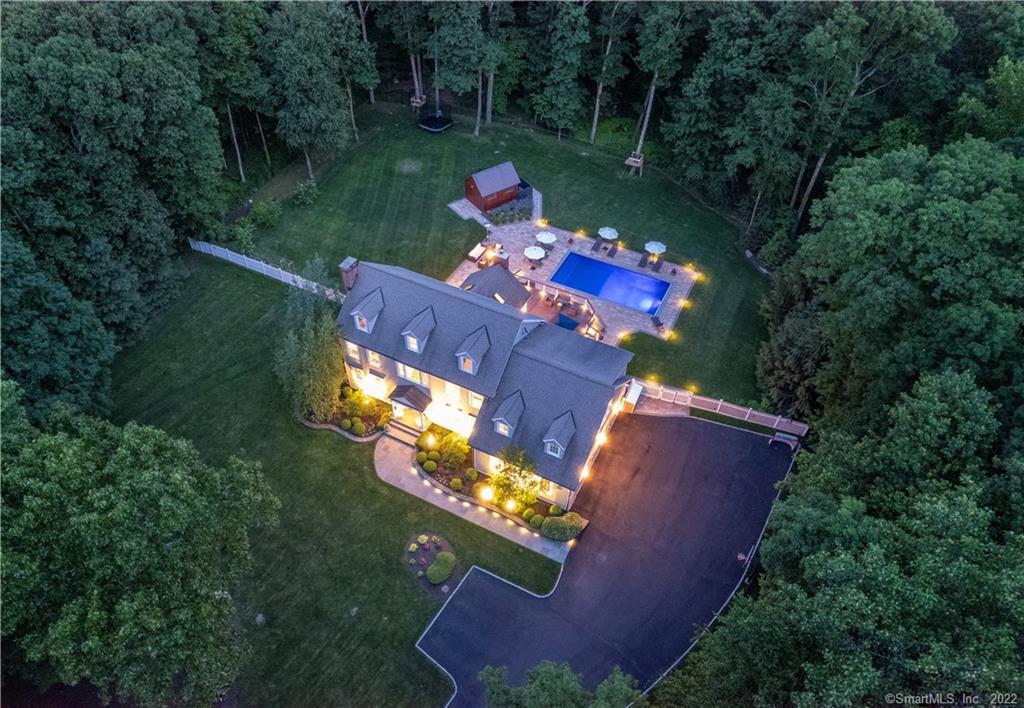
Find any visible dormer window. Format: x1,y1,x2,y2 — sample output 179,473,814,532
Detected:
350,287,384,335
355,314,369,332
495,420,511,437
544,441,564,459
491,391,524,439
405,335,419,352
459,355,475,374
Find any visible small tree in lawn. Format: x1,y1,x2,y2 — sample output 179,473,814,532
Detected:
496,445,540,508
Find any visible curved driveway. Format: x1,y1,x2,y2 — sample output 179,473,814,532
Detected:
418,414,794,706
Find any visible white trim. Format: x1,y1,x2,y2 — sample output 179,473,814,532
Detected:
544,441,564,459
494,420,511,437
405,334,420,353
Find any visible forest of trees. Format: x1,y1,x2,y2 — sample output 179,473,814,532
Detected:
1,2,1022,705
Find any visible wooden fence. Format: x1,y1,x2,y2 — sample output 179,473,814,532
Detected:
188,239,345,303
639,381,809,437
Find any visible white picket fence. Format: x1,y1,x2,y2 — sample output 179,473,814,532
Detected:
639,381,809,437
188,239,345,303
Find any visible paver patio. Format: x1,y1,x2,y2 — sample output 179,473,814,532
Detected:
446,221,698,344
418,413,794,706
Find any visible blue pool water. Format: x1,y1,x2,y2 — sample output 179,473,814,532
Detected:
555,313,578,330
550,253,670,315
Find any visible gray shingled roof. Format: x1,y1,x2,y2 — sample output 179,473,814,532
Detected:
460,266,530,309
352,287,384,321
492,390,525,429
543,411,576,448
337,261,634,488
457,326,491,364
470,161,520,196
401,306,436,344
338,263,527,397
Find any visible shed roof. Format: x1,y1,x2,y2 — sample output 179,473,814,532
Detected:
470,161,520,196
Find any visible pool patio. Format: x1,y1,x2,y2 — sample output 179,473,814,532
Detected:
446,221,699,344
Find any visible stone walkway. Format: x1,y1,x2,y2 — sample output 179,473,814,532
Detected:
447,198,493,228
531,189,543,221
373,436,571,563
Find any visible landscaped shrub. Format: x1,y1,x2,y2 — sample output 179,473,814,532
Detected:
351,419,366,436
233,217,255,253
417,534,428,545
530,514,544,529
293,180,320,206
522,508,535,521
251,200,282,228
472,482,486,497
341,419,353,431
423,460,437,473
439,431,469,469
416,451,428,464
541,512,585,541
466,469,479,482
408,543,418,552
427,450,441,462
450,477,463,491
549,504,563,517
426,551,456,584
376,409,392,428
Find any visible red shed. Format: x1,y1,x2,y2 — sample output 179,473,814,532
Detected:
464,161,521,212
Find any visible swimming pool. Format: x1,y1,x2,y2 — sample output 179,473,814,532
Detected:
550,253,670,315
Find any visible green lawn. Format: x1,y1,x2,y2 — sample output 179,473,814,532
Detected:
111,260,559,707
251,104,766,402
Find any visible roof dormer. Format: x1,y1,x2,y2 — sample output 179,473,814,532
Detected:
401,306,436,354
351,288,384,334
492,390,524,438
543,411,576,459
456,326,490,376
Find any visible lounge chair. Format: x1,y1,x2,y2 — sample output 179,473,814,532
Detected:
638,254,650,268
541,242,554,251
607,244,619,258
651,259,664,273
652,316,665,330
590,239,602,252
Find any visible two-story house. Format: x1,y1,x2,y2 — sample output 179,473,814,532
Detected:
336,259,633,510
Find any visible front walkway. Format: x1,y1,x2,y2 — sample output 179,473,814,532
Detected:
374,436,571,563
418,414,794,706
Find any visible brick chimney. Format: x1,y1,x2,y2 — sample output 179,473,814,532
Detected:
339,256,359,291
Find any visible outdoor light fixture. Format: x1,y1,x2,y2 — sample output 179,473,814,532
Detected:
596,432,607,446
613,400,623,414
504,499,517,512
580,466,590,479
426,433,436,449
479,485,495,502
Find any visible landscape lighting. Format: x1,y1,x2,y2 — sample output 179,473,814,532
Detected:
479,485,494,502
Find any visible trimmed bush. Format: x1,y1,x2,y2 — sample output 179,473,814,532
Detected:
408,543,418,553
426,551,456,584
351,419,366,436
530,514,545,529
233,217,255,253
466,468,479,482
293,180,320,206
549,504,563,517
251,200,282,228
416,451,428,464
427,450,441,462
417,534,428,545
450,477,463,491
340,419,353,431
522,508,535,521
541,512,585,541
423,460,437,473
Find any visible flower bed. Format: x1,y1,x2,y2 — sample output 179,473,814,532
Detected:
403,532,459,595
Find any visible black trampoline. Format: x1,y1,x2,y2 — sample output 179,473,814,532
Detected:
418,105,453,133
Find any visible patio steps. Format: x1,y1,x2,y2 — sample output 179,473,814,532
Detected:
386,420,420,447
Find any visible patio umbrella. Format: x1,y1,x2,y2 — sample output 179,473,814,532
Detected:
645,241,667,255
535,231,557,245
598,227,619,241
524,245,546,261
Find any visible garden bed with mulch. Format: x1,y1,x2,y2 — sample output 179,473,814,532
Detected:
403,533,461,597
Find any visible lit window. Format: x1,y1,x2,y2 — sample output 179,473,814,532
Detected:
544,441,563,459
397,362,428,386
355,314,369,332
469,392,483,409
345,341,360,358
405,335,419,352
495,420,511,437
460,356,475,374
367,350,381,367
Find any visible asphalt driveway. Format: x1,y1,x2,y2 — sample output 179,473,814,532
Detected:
417,414,794,706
